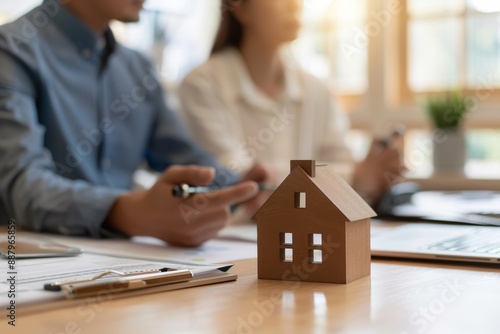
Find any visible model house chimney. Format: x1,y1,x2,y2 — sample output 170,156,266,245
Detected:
290,160,315,177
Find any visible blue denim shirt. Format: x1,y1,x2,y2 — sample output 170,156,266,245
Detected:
0,2,233,236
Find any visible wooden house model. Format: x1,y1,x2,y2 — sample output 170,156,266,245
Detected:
252,160,376,284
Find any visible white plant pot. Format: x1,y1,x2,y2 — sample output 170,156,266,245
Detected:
433,130,465,173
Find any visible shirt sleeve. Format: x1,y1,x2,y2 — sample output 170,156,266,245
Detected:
178,69,254,174
0,50,125,237
143,59,239,186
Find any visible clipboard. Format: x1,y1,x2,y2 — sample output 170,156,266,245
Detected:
0,252,237,314
0,234,82,259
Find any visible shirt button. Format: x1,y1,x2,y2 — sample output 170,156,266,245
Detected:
82,49,91,59
102,158,111,169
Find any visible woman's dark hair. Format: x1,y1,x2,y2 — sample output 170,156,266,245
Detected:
211,0,245,55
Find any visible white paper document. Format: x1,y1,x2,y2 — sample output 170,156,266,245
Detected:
0,252,230,309
217,224,258,242
41,233,257,263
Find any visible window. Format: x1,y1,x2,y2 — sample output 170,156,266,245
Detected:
294,192,306,209
111,0,219,82
281,232,293,245
310,233,323,246
281,248,293,263
280,232,294,263
308,233,323,264
309,249,323,264
393,0,500,176
292,0,368,95
290,0,500,176
0,1,42,25
404,0,500,93
405,128,500,178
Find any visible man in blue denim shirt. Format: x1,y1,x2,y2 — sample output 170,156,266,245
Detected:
0,0,270,246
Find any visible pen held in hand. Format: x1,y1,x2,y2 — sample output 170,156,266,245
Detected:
375,125,406,152
172,183,276,199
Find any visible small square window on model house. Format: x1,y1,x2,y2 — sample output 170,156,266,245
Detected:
281,248,293,262
281,232,293,245
309,249,323,264
294,192,306,208
310,233,322,246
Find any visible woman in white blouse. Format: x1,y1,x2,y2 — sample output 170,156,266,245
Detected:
179,0,403,205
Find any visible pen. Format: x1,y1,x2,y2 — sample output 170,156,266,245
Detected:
44,268,171,291
172,183,276,199
62,269,193,299
376,125,405,151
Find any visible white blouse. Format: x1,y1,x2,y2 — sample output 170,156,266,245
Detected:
179,47,354,182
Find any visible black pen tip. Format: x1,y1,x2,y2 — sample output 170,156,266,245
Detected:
44,283,62,291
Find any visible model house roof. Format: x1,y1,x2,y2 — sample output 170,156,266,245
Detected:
307,164,376,221
253,160,376,222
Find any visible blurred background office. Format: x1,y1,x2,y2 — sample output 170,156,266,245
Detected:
2,0,500,182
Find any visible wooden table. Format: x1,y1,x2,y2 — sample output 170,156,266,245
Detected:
5,257,500,334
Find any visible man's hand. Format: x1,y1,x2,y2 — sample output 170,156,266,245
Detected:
105,165,259,246
241,162,279,215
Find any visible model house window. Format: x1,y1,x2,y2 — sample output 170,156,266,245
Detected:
281,232,293,245
310,233,322,246
281,248,293,263
294,192,306,209
309,249,323,264
280,232,293,263
308,233,323,264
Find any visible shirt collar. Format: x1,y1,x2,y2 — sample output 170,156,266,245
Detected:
225,47,303,111
50,2,116,61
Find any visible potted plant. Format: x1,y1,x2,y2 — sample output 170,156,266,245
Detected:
425,91,474,173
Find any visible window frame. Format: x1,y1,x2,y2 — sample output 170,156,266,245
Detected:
346,0,500,132
393,0,500,105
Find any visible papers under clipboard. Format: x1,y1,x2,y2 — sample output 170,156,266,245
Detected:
0,251,237,313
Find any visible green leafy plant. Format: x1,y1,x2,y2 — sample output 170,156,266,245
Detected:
425,91,474,131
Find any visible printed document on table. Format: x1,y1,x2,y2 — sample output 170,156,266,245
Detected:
39,233,257,263
0,252,231,309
